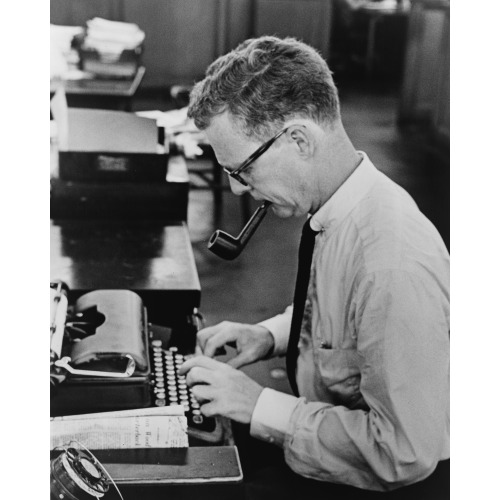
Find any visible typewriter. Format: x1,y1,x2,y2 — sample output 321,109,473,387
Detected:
50,281,224,444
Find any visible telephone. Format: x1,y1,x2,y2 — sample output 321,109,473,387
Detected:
50,282,223,444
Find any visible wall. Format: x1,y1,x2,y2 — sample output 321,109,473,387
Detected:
399,0,450,145
50,0,333,88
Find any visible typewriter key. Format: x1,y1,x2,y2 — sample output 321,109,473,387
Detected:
155,398,166,406
193,414,203,424
152,340,163,347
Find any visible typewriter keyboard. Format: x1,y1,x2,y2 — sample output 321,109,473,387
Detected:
150,341,218,436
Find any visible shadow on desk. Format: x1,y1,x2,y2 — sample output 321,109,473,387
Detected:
232,423,449,500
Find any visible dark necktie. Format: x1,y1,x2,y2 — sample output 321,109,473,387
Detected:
286,219,319,396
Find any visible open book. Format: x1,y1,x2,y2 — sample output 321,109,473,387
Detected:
51,406,188,450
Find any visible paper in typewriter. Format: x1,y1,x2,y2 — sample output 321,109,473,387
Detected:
51,407,188,449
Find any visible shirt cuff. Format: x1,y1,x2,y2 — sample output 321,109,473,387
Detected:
258,305,293,356
250,388,299,446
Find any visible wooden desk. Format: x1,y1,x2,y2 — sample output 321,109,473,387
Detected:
50,219,200,324
50,66,145,110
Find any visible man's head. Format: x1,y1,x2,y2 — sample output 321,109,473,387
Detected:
188,36,340,141
188,36,352,218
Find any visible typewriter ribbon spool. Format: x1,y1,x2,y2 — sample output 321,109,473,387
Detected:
50,447,110,500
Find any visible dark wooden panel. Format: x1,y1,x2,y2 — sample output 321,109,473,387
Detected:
253,0,333,56
122,0,221,87
399,1,449,123
50,0,122,26
226,0,253,50
50,220,201,321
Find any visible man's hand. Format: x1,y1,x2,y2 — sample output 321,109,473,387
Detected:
179,356,264,424
196,321,275,369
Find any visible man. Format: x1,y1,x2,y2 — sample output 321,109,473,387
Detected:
180,36,449,493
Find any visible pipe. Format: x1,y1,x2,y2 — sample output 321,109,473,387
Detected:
208,201,271,260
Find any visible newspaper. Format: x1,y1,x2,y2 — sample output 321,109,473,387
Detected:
50,405,188,449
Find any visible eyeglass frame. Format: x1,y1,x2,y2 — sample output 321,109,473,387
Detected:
222,126,290,186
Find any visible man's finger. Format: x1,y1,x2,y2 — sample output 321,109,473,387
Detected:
190,383,214,404
204,330,239,358
196,325,220,352
199,400,219,418
185,366,215,387
227,353,251,369
178,355,228,375
195,340,203,356
226,346,260,369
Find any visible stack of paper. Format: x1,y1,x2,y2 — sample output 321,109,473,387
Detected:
84,17,145,55
51,406,188,450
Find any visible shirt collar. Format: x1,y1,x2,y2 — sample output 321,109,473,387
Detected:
309,151,379,232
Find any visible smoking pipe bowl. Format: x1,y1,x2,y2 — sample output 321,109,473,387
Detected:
207,201,271,260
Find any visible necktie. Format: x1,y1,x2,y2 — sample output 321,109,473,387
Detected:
286,219,319,396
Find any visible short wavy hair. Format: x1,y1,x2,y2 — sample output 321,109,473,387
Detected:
187,36,340,140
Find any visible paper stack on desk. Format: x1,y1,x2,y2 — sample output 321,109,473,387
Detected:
84,17,145,55
50,406,188,450
77,17,145,78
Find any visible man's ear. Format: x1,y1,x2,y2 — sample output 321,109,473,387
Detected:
287,124,315,159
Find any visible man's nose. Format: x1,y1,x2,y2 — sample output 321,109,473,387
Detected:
228,175,251,195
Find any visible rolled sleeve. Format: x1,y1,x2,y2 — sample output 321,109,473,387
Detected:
258,305,293,356
250,388,300,446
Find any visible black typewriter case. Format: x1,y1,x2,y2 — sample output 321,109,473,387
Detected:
50,319,197,417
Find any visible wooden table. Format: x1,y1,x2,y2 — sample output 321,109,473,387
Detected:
50,66,145,110
50,219,200,324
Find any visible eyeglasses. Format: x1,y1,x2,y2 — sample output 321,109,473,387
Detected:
223,127,289,186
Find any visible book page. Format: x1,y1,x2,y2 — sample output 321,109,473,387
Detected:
51,415,188,450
